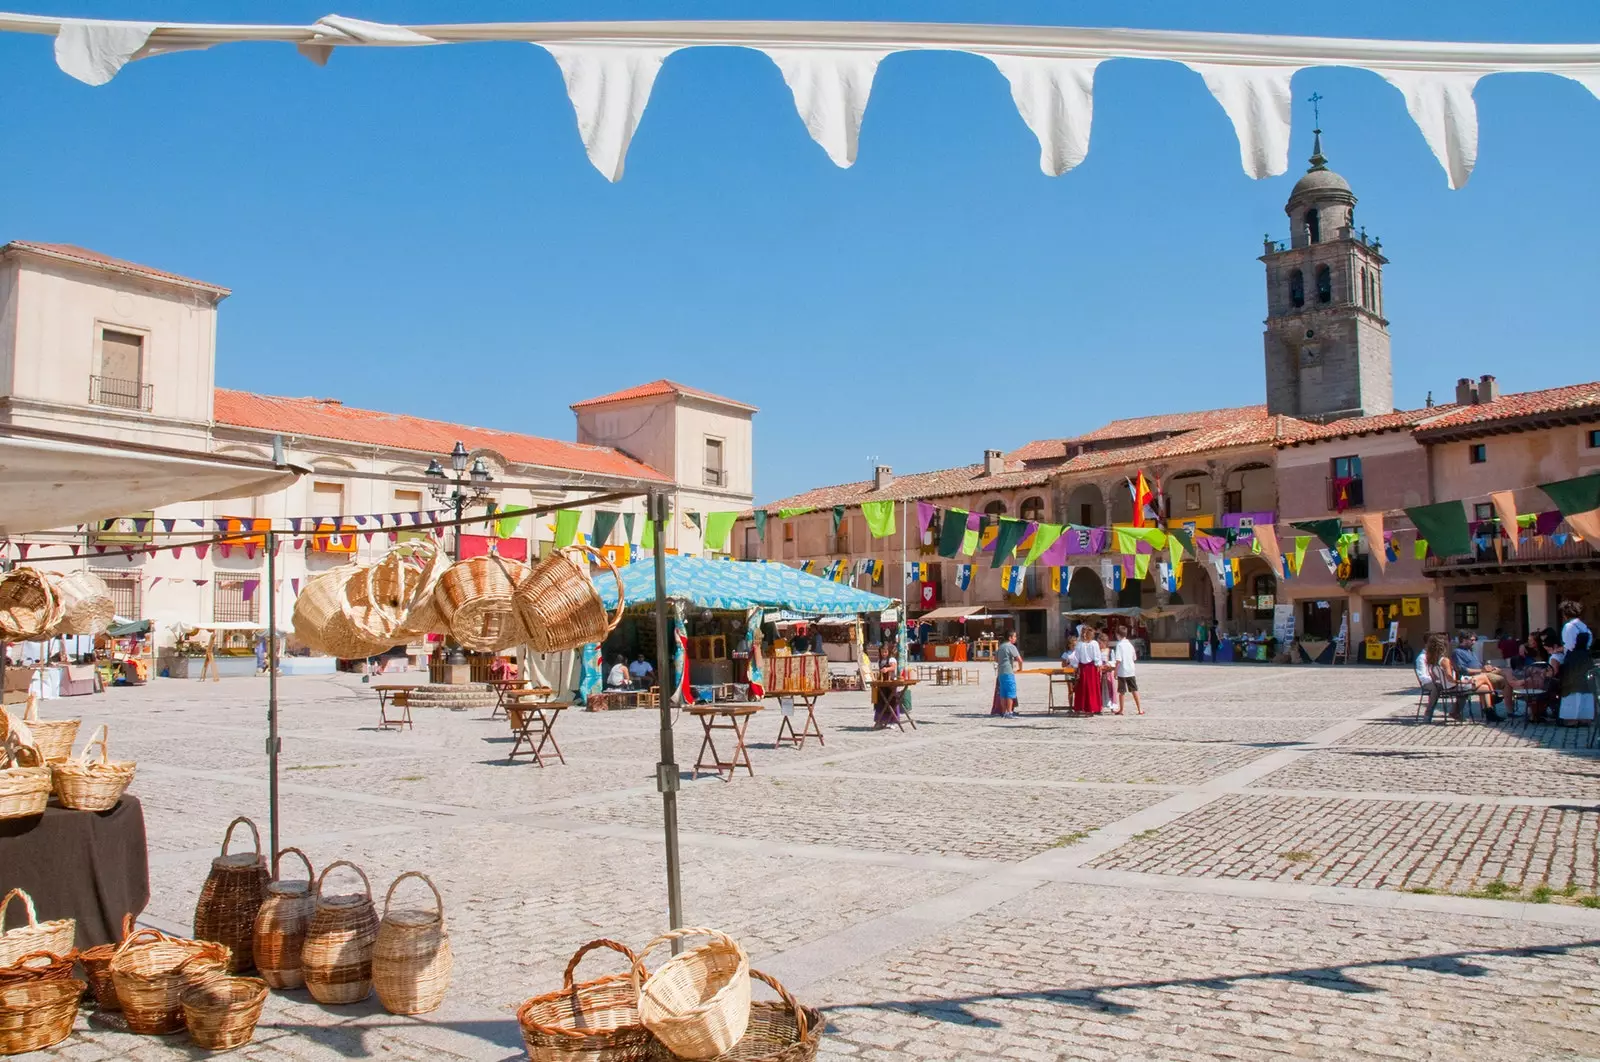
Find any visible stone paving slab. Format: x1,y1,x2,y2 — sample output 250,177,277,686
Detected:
807,737,1268,786
1337,717,1599,749
1250,747,1600,800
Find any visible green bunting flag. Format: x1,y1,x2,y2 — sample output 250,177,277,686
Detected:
1168,529,1194,559
688,512,702,532
703,511,738,552
1404,501,1471,558
753,510,767,541
1133,551,1151,582
991,517,1029,568
1293,535,1310,575
591,510,620,548
641,513,656,551
1291,518,1344,551
862,500,896,538
777,507,815,519
962,516,981,557
553,509,581,548
1023,523,1065,566
832,506,845,534
1414,537,1428,560
622,511,636,544
938,509,968,558
1539,473,1600,542
494,506,530,539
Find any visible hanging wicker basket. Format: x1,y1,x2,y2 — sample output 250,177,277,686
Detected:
436,554,532,651
50,725,136,812
253,848,315,990
519,938,651,1062
351,541,449,643
0,950,78,988
109,927,230,1035
631,928,751,1061
373,871,452,1016
0,891,74,969
45,570,115,637
394,545,452,640
80,914,134,1011
301,860,379,1005
18,695,78,766
514,545,626,655
644,970,821,1062
193,817,269,973
0,569,63,641
291,566,400,659
0,976,84,1054
181,975,269,1052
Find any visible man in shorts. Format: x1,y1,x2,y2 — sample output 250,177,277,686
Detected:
1113,631,1142,715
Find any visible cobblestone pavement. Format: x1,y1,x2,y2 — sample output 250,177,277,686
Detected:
22,662,1600,1060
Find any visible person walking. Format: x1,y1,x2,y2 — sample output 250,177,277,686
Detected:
1113,631,1143,715
994,630,1022,718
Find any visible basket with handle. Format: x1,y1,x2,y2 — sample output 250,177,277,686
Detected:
109,927,231,1035
301,859,379,1005
394,544,452,639
373,871,452,1015
18,695,78,766
0,977,84,1054
356,540,449,641
193,817,269,973
0,746,50,822
0,568,63,641
181,975,269,1051
518,938,651,1062
50,725,136,812
644,970,822,1062
436,554,532,651
81,913,135,1010
514,545,626,654
292,565,400,659
0,949,78,988
253,847,315,989
45,569,115,637
631,928,751,1060
0,890,74,969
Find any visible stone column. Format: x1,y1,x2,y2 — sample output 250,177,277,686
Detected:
1525,579,1551,634
1346,592,1365,655
1427,587,1448,637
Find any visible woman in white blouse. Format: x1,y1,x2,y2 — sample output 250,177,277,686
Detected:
1072,627,1106,714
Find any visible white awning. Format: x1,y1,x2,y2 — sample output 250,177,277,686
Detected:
917,605,988,622
0,431,301,536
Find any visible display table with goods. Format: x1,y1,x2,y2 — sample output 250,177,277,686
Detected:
0,801,149,952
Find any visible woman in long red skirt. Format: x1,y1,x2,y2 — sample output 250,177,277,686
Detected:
1073,625,1105,714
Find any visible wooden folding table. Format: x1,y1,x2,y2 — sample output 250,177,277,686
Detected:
374,684,421,730
506,696,571,766
768,691,825,749
689,703,763,780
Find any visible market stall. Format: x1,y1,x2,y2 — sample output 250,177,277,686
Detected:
162,621,293,680
914,605,987,661
1063,605,1199,661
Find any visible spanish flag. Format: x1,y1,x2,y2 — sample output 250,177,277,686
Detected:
1132,472,1155,528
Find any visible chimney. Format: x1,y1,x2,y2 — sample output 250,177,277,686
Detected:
873,464,893,490
1454,378,1477,406
983,449,1005,476
1478,374,1499,403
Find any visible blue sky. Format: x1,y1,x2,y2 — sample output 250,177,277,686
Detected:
2,2,1597,502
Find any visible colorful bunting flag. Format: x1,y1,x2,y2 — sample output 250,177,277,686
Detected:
955,563,973,590
1404,501,1472,558
1000,565,1025,596
862,500,896,539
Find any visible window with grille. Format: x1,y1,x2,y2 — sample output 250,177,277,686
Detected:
91,571,141,619
91,328,150,410
213,579,260,623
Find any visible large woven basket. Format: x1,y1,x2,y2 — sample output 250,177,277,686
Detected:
436,555,531,651
353,541,449,642
632,928,751,1060
302,860,379,1005
514,545,625,654
373,871,451,1016
519,938,651,1062
394,546,452,639
181,975,268,1051
0,977,83,1054
109,927,230,1035
45,570,114,637
644,970,822,1062
0,890,74,968
0,950,78,988
0,754,50,823
18,695,78,766
253,848,315,989
292,566,399,659
50,725,136,812
0,568,62,640
80,914,134,1010
193,817,269,973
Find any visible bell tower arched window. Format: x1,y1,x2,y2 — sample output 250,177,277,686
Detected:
1289,269,1305,309
1360,268,1369,308
1316,265,1332,304
1303,209,1321,244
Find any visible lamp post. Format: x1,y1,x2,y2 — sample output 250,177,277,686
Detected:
425,441,494,666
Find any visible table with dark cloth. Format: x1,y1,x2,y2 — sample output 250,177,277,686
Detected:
0,796,149,950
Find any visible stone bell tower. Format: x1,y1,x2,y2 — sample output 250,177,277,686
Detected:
1260,125,1393,422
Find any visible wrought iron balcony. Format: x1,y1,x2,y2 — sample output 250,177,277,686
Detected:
1425,519,1598,572
89,375,153,411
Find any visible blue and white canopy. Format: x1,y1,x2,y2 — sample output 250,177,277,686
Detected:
602,556,895,616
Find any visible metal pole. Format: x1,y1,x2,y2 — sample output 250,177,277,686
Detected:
265,530,281,865
650,490,684,936
900,498,908,663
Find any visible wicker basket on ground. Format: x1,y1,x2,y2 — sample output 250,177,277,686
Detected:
0,891,74,969
0,977,84,1054
0,950,77,987
631,928,751,1061
80,914,134,1010
45,570,114,637
291,566,400,659
253,848,315,990
644,971,821,1062
193,817,269,973
16,696,78,767
435,554,531,651
301,860,379,1005
0,568,63,641
0,747,50,823
519,938,651,1062
109,927,230,1035
181,975,268,1051
50,725,136,812
514,545,625,654
373,871,451,1015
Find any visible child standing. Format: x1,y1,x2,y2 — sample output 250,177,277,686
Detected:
1113,632,1143,715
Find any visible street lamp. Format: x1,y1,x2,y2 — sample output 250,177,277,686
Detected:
426,441,495,666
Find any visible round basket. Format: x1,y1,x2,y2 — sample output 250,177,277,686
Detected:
292,566,400,659
0,977,84,1054
193,817,269,973
437,555,532,652
109,927,230,1035
514,545,625,655
0,758,50,823
18,695,79,766
394,547,452,640
45,570,114,637
0,949,78,987
181,975,268,1052
50,725,136,812
644,970,822,1062
373,871,452,1016
80,914,134,1011
0,890,75,969
631,928,751,1061
353,541,448,643
253,848,315,990
519,938,651,1062
0,568,63,641
301,860,379,1006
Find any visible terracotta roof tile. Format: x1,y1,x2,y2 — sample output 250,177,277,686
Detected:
214,389,671,482
570,379,756,412
1073,404,1267,443
2,240,229,295
1056,412,1310,473
1412,381,1600,435
1285,405,1461,444
760,464,1055,511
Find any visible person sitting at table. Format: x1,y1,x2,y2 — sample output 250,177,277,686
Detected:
605,657,631,690
1072,626,1105,714
629,655,655,688
1451,631,1509,721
